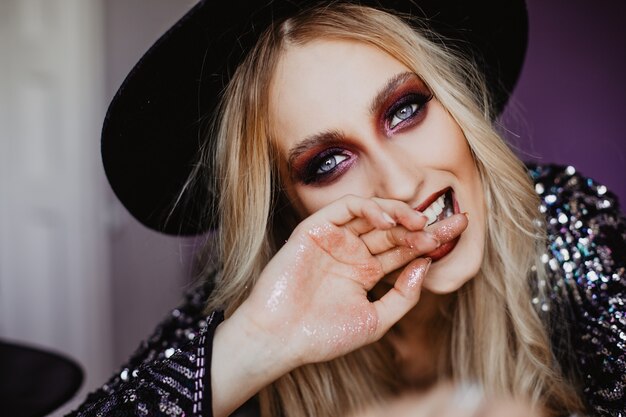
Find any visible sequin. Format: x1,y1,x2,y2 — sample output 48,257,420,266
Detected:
68,165,625,417
67,278,223,417
536,183,545,194
529,163,626,416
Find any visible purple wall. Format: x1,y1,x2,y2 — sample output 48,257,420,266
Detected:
502,0,626,207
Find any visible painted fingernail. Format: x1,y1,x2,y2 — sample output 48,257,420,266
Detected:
382,211,396,226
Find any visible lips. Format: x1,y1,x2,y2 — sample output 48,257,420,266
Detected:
415,187,450,212
415,187,461,262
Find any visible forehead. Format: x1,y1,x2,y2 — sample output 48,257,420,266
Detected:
269,39,411,152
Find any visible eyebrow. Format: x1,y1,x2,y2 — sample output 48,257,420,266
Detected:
287,129,345,169
369,71,418,115
286,71,418,169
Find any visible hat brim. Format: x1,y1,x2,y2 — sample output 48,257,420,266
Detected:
102,0,527,235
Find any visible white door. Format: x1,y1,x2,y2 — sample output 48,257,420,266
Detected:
0,0,113,415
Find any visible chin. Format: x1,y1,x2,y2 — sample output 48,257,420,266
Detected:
423,270,473,294
422,235,483,294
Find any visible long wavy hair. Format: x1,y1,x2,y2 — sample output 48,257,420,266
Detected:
192,4,585,416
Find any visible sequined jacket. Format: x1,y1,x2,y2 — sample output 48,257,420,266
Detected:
66,164,626,417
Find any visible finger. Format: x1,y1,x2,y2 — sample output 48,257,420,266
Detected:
364,211,467,256
371,197,429,231
343,198,428,236
342,217,377,236
362,226,439,256
320,195,396,230
374,242,431,277
374,213,468,274
371,257,432,340
424,212,469,243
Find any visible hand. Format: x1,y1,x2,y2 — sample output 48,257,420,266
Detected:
212,195,468,416
236,194,468,367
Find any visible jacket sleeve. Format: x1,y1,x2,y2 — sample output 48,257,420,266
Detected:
65,277,224,417
530,164,626,416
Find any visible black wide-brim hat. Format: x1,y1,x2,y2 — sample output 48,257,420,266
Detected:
102,0,527,236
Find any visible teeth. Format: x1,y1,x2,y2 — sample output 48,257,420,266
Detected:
423,194,445,226
422,191,455,226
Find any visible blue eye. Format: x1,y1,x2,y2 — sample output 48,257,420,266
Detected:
390,103,418,128
300,149,351,185
316,154,348,174
385,92,433,130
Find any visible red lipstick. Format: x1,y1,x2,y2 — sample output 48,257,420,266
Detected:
414,187,451,213
417,188,463,262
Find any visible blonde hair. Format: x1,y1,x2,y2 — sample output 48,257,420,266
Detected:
194,4,585,416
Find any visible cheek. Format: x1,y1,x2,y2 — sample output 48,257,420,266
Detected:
295,180,367,215
423,116,473,171
288,167,373,217
395,104,471,177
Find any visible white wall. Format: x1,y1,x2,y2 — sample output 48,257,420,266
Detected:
0,0,112,414
0,0,201,415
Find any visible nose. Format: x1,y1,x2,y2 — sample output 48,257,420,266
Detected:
369,145,424,203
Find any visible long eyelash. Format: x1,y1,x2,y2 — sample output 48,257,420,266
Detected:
300,148,348,185
385,92,433,127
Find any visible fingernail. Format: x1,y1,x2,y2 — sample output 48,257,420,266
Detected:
382,211,396,226
462,211,469,220
415,210,429,221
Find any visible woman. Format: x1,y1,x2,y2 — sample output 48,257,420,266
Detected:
69,1,625,416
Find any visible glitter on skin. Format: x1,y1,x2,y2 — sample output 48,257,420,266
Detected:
70,165,626,417
407,259,431,289
266,275,289,312
426,214,466,242
297,306,377,353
